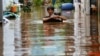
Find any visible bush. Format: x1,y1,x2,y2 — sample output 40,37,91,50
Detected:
33,0,43,6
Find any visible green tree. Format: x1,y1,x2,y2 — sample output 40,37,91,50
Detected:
19,0,24,3
33,0,43,6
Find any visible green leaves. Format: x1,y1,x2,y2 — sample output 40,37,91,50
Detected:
33,0,43,6
19,0,24,3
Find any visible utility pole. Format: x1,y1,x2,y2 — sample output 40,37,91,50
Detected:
84,0,90,36
80,0,90,36
73,0,90,55
73,0,81,56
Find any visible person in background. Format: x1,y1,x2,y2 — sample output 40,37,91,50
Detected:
43,6,66,22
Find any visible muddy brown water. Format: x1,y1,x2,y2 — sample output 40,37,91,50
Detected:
1,6,100,56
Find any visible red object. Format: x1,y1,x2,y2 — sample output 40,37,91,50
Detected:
88,52,100,56
11,5,17,12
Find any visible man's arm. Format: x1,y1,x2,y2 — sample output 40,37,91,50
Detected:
43,17,49,21
54,15,67,20
43,15,56,21
59,16,67,20
43,15,67,21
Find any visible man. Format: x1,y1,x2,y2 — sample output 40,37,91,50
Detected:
43,6,66,22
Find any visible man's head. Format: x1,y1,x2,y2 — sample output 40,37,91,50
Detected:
47,6,54,15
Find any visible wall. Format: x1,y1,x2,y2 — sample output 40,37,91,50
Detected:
0,0,3,22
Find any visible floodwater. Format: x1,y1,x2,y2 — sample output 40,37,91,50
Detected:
1,6,100,56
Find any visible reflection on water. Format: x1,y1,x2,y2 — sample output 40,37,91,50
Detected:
29,22,74,56
0,24,3,56
2,6,100,56
3,20,15,56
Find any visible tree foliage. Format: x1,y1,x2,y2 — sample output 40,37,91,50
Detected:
33,0,43,6
19,0,24,3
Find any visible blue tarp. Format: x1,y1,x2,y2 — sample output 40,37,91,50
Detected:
61,3,74,10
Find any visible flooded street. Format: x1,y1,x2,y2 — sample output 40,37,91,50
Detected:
1,6,100,56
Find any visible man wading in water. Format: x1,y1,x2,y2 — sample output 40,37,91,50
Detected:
43,6,66,22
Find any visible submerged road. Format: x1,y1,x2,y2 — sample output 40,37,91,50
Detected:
1,6,100,56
